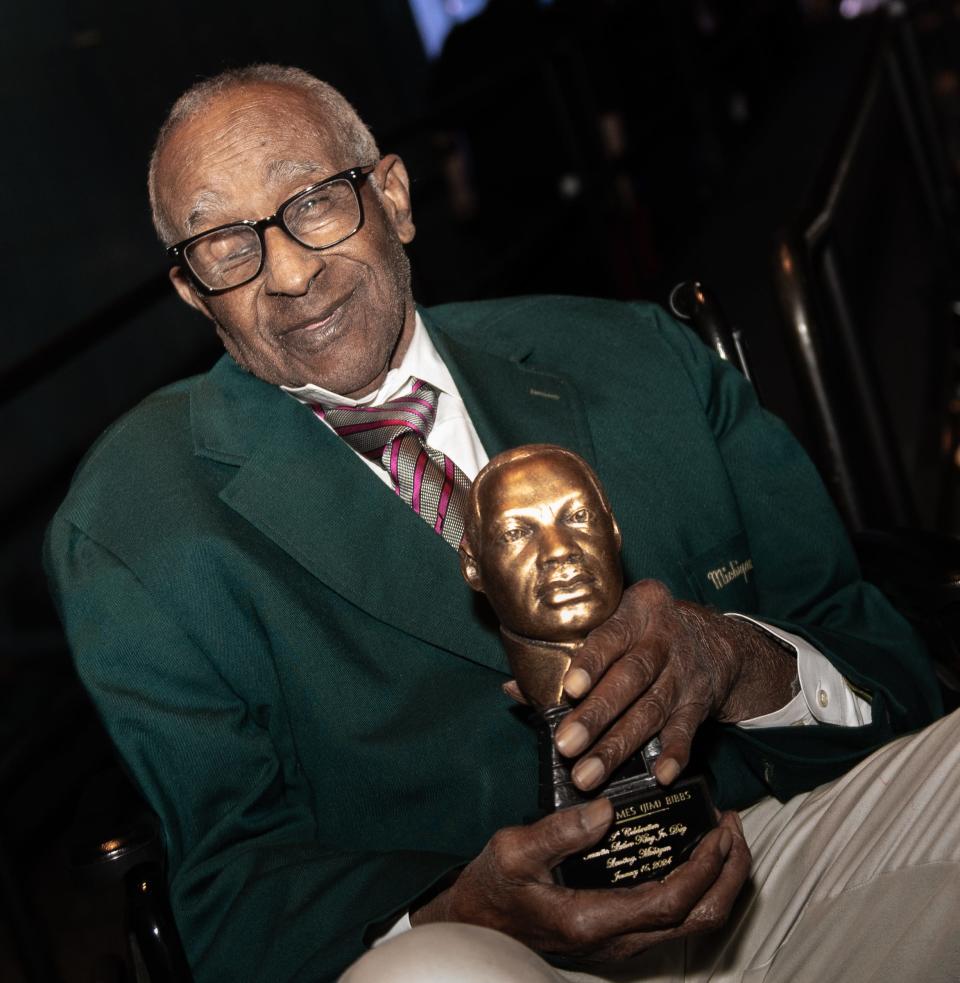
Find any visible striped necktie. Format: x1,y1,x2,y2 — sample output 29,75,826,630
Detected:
315,380,471,549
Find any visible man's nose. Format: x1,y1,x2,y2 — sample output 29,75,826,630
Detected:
262,226,326,296
539,523,582,565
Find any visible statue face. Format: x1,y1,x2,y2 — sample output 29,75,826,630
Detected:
464,450,622,641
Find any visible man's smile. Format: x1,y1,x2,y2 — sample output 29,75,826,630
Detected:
279,288,356,339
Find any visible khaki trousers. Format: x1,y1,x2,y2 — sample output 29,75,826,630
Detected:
342,708,960,983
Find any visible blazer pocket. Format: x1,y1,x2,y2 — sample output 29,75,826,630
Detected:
681,530,757,610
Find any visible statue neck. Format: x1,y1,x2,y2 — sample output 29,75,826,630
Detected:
499,627,583,709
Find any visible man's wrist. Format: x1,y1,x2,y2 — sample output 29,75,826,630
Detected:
724,614,873,728
714,613,798,722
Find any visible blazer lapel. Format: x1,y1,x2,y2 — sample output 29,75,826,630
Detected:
422,307,596,466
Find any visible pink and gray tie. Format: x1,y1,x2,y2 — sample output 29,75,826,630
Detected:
315,380,471,549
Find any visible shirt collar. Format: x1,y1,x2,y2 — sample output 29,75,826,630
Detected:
281,311,458,408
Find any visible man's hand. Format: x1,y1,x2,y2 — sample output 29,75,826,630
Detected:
410,799,749,961
554,580,797,791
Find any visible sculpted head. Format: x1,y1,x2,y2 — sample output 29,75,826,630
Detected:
461,444,623,642
149,64,416,397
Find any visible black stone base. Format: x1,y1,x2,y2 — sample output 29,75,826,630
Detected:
555,775,716,889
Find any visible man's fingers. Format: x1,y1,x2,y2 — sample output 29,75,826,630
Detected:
568,687,675,789
561,818,738,945
559,581,674,768
560,673,696,792
495,798,614,878
563,614,639,700
556,647,665,759
562,580,672,699
680,812,751,931
653,700,709,785
585,819,750,961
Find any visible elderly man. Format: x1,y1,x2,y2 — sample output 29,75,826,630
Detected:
46,65,959,983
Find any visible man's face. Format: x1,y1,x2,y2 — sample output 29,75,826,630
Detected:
464,452,623,642
157,82,416,396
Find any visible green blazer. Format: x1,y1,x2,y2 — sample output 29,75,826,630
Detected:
46,296,942,982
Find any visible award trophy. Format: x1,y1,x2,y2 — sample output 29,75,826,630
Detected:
460,444,715,889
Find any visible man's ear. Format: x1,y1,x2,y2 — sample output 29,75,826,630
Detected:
459,542,484,592
169,266,215,322
373,154,416,244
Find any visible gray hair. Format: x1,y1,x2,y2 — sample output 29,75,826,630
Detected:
147,64,380,245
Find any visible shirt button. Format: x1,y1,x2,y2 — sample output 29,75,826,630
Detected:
817,689,829,708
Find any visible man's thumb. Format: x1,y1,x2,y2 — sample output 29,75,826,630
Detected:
525,798,614,872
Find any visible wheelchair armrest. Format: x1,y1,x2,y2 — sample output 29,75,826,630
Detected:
67,768,162,888
68,808,161,888
66,768,194,982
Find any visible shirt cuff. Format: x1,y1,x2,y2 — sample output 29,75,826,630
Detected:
371,912,413,948
725,614,872,729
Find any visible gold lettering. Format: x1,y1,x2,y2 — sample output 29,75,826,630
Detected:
635,799,663,815
706,557,754,591
617,822,659,838
636,844,672,860
583,847,610,860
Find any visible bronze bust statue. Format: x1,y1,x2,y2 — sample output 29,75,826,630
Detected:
460,443,623,707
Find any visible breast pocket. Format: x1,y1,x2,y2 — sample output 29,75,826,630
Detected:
681,530,758,611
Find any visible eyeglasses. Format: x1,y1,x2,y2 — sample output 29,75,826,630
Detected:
167,164,376,295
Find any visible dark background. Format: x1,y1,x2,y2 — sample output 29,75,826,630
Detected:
4,1,960,979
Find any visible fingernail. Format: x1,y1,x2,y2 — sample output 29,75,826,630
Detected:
555,721,590,756
573,756,605,790
717,828,732,857
580,797,612,832
564,668,592,699
656,757,680,785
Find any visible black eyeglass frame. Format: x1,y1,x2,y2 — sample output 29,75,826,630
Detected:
167,164,376,295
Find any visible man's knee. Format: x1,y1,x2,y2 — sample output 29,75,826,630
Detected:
339,922,565,983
